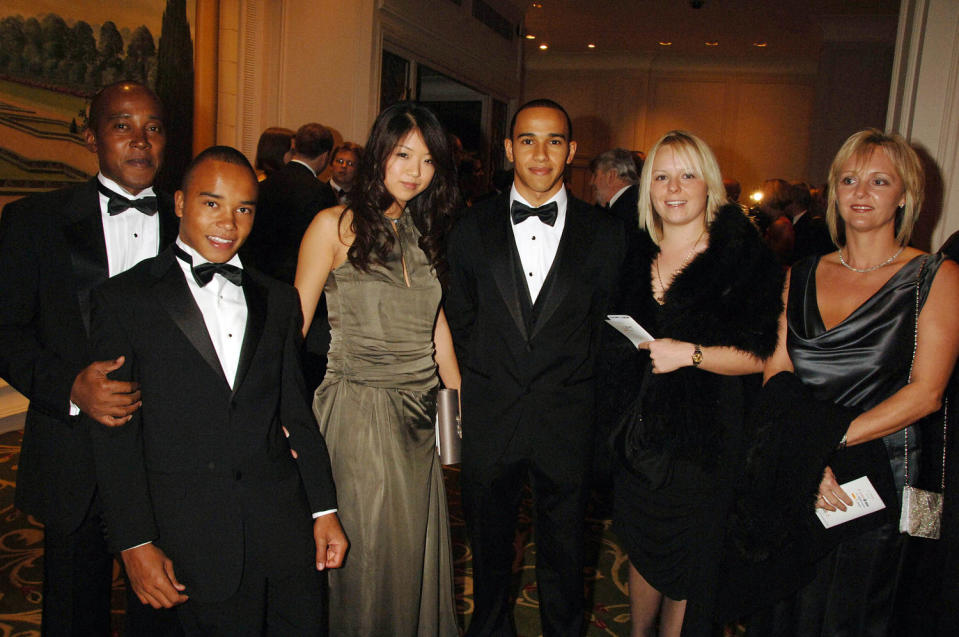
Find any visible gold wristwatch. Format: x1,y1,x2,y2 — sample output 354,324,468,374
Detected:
692,344,703,367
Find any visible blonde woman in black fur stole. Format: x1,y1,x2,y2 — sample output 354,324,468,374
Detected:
612,130,783,636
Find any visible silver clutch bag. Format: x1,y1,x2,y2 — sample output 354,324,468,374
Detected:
899,484,942,539
436,388,462,465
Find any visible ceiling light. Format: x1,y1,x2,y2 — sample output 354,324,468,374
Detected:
705,41,719,47
750,191,763,203
531,2,543,8
587,43,596,49
539,43,548,50
525,33,536,40
658,41,672,46
752,41,768,47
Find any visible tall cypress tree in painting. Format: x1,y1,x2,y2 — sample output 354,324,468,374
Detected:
155,0,194,193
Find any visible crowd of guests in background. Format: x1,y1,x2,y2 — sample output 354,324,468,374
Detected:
0,79,957,637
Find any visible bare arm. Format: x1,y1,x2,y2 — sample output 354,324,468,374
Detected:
638,339,764,375
763,268,795,382
433,308,461,391
842,258,959,446
294,206,350,336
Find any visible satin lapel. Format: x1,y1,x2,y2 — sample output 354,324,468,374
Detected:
63,180,109,335
232,272,265,394
482,194,529,341
529,197,592,341
150,250,229,386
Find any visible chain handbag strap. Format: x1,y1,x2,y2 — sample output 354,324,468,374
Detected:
904,256,948,491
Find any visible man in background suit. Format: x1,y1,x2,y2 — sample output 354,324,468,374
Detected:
327,142,362,205
245,122,336,284
0,81,176,634
445,99,626,636
589,147,641,226
89,146,346,635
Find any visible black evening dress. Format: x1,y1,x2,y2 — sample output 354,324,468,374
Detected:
750,252,947,637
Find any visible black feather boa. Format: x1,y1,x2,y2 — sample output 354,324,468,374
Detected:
623,204,784,469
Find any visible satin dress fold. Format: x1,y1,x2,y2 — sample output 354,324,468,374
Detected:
750,252,947,637
312,212,458,636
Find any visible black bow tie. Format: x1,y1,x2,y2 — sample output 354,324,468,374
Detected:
511,200,558,226
97,181,158,216
174,245,244,287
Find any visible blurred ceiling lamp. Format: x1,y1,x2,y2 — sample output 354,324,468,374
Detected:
531,2,543,8
658,41,672,46
539,43,549,50
752,41,768,47
587,43,596,49
525,33,536,40
750,191,764,203
705,41,719,47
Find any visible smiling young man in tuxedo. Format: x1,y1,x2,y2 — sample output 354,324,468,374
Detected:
0,80,177,634
445,99,626,636
87,147,346,635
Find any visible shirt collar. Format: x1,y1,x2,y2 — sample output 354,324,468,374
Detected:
97,173,156,200
175,238,243,269
290,159,317,177
330,178,346,192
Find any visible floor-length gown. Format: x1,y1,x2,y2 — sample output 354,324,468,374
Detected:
748,252,947,636
312,211,458,636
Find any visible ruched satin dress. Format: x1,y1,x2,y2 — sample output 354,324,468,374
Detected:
312,211,457,636
756,252,947,636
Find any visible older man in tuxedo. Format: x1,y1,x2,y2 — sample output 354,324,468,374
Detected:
446,99,625,636
0,81,177,634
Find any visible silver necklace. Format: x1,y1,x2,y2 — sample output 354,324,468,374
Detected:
838,245,905,273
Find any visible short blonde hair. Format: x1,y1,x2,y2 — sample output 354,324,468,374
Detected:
826,128,924,247
638,130,728,244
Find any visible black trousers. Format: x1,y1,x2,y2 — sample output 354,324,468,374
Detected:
462,437,588,637
41,508,114,637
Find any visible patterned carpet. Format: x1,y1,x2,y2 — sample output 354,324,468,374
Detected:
0,429,634,636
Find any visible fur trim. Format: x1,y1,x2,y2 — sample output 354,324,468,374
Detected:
624,204,784,466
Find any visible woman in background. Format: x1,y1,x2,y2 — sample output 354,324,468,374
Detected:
753,129,959,636
295,102,461,636
254,126,294,180
613,130,783,636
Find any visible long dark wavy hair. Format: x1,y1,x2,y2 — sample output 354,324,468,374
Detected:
343,102,460,286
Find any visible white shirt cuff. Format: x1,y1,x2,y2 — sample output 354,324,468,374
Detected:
122,540,153,552
69,401,80,417
312,508,337,519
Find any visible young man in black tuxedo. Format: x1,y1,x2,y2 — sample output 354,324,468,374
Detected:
87,147,346,635
445,100,626,636
0,81,176,634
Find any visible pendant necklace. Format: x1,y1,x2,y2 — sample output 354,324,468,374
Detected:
654,227,706,304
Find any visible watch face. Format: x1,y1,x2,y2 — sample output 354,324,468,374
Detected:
692,346,703,365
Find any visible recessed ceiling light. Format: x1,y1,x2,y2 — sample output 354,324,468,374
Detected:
752,41,768,47
587,43,596,49
532,2,543,8
525,34,536,40
705,41,719,47
658,41,672,46
539,43,548,50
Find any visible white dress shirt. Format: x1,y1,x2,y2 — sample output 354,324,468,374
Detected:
174,240,247,389
70,174,162,416
98,173,161,277
509,185,567,303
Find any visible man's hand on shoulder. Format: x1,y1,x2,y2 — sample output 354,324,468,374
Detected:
121,543,189,609
313,513,348,570
71,356,141,426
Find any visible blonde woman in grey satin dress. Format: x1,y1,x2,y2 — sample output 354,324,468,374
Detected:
295,102,461,636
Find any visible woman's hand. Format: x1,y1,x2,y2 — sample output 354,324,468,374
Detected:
638,338,695,374
815,465,853,512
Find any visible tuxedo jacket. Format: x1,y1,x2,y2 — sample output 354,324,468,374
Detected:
0,179,176,534
607,183,640,228
445,192,626,476
245,161,336,284
88,247,337,603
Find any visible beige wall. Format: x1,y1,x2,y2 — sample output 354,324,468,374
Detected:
524,55,818,200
